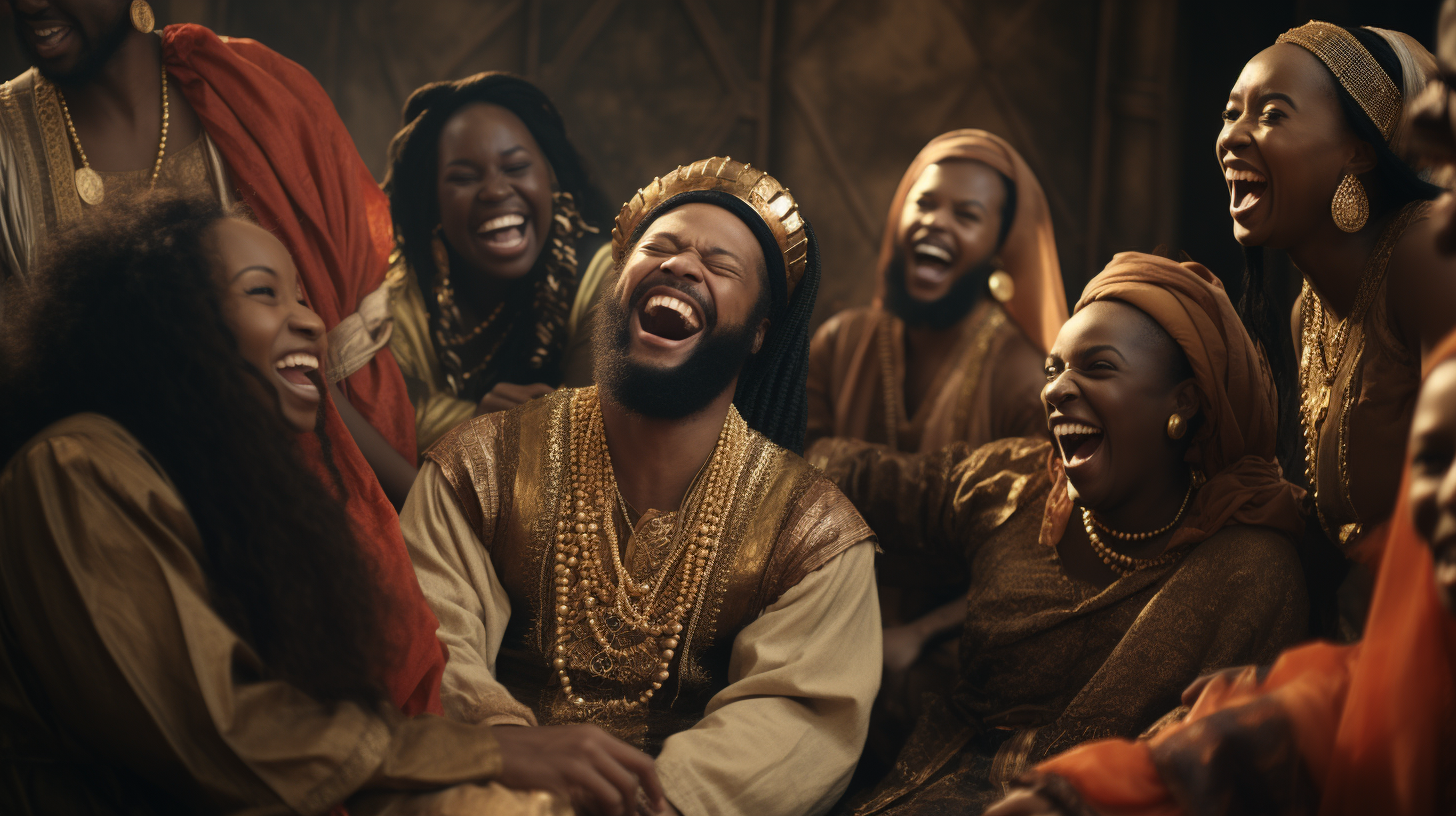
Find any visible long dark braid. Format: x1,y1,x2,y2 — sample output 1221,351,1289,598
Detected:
734,220,822,455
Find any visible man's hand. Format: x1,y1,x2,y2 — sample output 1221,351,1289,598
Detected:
493,724,664,816
477,382,554,415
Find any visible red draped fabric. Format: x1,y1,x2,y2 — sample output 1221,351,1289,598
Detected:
161,24,443,716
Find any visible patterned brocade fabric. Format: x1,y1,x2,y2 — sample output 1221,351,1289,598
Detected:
809,436,1309,815
427,386,875,752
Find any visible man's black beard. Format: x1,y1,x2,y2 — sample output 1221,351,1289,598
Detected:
20,9,132,85
594,274,766,421
884,254,996,331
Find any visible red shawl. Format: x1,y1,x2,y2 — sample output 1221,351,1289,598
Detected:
162,25,443,716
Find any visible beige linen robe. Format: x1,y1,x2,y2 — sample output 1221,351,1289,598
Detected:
0,413,563,816
402,387,883,816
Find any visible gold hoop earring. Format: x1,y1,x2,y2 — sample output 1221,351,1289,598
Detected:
130,1,155,34
1331,173,1369,233
1166,413,1186,440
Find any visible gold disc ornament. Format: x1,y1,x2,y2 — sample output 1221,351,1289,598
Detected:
75,167,104,206
988,270,1015,303
130,0,155,34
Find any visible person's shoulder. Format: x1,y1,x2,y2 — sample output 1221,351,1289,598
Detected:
756,441,877,591
813,305,886,343
1182,524,1302,581
167,24,322,91
424,387,573,467
5,413,172,497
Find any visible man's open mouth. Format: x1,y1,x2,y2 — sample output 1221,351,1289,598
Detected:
637,290,704,342
1226,168,1268,216
1054,421,1104,467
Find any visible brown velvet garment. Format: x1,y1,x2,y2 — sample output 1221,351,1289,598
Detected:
427,387,873,752
811,437,1308,815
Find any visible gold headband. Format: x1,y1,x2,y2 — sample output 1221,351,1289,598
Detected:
612,157,808,297
1276,21,1402,141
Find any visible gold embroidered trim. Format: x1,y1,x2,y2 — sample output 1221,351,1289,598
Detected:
31,77,83,228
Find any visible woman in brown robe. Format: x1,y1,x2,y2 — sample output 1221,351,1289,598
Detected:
1218,22,1456,633
807,131,1070,765
0,195,661,816
811,253,1307,814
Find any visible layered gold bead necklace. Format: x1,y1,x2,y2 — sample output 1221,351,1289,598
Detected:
1080,472,1196,578
551,388,749,709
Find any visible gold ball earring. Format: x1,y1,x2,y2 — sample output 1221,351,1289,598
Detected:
987,268,1015,303
1166,413,1186,440
1331,173,1369,233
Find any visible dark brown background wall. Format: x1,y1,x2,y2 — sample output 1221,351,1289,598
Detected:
0,0,1440,322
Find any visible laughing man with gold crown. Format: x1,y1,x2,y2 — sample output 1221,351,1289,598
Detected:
402,157,882,816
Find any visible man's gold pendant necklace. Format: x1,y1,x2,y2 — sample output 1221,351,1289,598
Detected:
55,64,170,206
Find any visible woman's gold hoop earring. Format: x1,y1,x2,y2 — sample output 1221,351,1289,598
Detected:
130,1,155,34
1166,413,1187,440
1331,173,1369,233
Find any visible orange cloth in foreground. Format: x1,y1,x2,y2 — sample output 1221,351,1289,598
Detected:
162,24,443,716
1039,252,1304,552
1033,332,1456,816
872,129,1065,352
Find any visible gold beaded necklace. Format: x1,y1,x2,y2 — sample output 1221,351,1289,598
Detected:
55,64,169,206
550,388,749,710
1080,473,1197,577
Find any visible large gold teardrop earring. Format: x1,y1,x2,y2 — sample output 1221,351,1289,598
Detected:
1331,173,1369,233
130,0,155,34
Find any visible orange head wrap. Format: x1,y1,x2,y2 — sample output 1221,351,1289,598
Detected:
874,129,1066,352
1040,252,1305,550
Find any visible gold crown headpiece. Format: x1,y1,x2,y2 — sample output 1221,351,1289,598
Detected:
1276,21,1402,141
612,157,809,297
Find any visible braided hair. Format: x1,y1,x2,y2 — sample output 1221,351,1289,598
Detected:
382,72,610,397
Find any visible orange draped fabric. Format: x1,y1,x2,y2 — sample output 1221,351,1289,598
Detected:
161,24,444,716
1032,331,1456,816
872,128,1066,353
1038,252,1305,551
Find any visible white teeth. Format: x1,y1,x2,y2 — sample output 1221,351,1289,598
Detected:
644,294,700,330
34,27,62,37
477,213,526,233
1223,168,1267,183
1053,422,1102,437
915,243,953,263
275,353,319,371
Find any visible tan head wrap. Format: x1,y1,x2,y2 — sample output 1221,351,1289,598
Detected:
874,129,1066,352
1040,252,1305,550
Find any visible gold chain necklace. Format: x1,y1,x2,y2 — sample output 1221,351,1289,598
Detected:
551,388,749,710
1298,203,1421,542
55,65,169,206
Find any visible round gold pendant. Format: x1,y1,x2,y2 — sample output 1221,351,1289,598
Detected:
75,167,104,206
130,0,155,35
988,269,1015,303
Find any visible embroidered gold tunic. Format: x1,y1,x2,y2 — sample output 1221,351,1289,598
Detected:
403,386,882,816
810,436,1308,815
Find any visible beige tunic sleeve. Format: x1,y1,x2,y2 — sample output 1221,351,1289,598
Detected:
0,414,556,815
400,459,537,726
656,541,881,816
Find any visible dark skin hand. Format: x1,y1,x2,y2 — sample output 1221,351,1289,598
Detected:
492,725,669,816
1219,43,1456,363
10,0,203,171
1042,301,1200,590
600,203,768,516
896,160,1007,417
